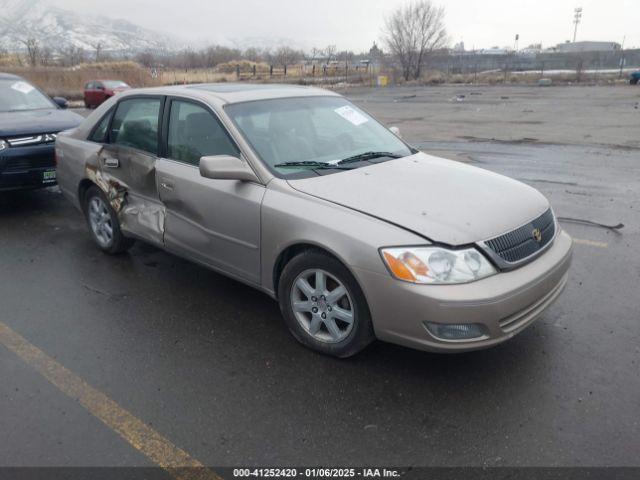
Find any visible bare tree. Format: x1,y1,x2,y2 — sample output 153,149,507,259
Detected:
136,50,156,67
324,45,337,63
38,46,53,66
20,37,40,67
243,47,264,63
59,46,86,67
92,42,103,63
274,46,302,67
383,0,448,80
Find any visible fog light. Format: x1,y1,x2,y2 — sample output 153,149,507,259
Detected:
424,322,487,341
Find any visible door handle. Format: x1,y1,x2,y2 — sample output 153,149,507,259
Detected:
103,157,119,168
160,180,174,191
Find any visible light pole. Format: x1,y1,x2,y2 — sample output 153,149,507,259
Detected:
572,7,583,43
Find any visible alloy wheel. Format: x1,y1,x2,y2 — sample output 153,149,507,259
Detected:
290,269,355,343
88,196,114,248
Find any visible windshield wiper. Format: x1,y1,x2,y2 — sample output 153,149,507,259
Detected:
274,161,353,170
336,151,403,165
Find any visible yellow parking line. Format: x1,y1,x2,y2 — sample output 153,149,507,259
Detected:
573,238,608,248
0,322,221,480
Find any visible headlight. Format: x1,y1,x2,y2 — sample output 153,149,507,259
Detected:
0,140,7,152
380,246,496,284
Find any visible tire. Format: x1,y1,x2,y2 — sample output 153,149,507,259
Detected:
278,250,375,358
83,185,134,254
630,78,638,85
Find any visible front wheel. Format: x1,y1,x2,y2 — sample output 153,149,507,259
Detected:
278,250,375,357
631,77,639,85
83,186,134,254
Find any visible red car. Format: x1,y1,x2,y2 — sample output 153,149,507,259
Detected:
83,80,130,108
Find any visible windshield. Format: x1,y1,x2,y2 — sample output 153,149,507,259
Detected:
225,96,413,177
103,80,128,89
0,79,55,112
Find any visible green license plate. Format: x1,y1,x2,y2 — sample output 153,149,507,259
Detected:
42,170,57,184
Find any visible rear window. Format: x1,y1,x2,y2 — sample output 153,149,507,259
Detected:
103,81,128,89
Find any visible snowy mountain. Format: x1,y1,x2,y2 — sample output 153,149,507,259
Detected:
0,0,169,53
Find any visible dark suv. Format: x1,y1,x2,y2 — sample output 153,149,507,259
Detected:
0,73,82,191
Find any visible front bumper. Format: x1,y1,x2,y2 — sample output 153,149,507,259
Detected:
356,230,573,352
0,144,57,191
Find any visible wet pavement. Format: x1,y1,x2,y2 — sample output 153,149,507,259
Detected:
0,92,639,469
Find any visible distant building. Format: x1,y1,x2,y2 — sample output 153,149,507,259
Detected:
555,41,621,53
478,46,511,55
520,44,542,56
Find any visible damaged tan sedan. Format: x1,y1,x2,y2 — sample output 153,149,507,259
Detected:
56,84,572,357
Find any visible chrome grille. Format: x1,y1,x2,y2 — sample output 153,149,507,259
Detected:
483,209,556,265
6,133,57,147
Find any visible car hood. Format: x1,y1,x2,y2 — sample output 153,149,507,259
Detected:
286,152,549,245
0,109,83,137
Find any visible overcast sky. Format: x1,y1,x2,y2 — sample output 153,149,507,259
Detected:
53,0,638,51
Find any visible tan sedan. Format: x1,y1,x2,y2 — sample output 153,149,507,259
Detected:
55,84,572,357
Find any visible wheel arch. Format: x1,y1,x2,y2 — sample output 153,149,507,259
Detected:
272,241,358,300
78,178,97,208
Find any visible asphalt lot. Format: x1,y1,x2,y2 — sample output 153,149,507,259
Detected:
1,85,639,470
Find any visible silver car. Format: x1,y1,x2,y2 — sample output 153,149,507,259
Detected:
56,84,572,357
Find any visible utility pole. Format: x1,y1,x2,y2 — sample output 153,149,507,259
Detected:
572,7,583,43
619,35,626,79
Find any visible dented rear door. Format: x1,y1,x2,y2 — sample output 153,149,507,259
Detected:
91,96,166,245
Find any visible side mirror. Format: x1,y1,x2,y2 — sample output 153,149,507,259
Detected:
53,97,68,109
389,126,402,138
199,155,259,183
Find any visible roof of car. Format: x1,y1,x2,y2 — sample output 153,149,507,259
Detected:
0,73,23,81
123,83,340,104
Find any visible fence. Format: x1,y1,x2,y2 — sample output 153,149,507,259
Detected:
158,63,383,87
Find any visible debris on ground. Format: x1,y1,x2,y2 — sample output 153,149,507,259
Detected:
557,217,625,232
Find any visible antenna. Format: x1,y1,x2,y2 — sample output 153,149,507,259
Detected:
572,7,583,43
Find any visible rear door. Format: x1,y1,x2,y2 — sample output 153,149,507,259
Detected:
155,98,265,284
98,95,166,244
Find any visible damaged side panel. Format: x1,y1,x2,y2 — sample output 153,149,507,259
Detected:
86,145,165,246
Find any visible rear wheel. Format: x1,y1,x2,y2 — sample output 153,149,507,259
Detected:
278,250,375,357
83,186,134,254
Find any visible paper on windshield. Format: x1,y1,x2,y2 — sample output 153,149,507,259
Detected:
334,105,369,126
11,81,35,94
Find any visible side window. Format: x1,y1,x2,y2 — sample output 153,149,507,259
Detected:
167,100,240,166
110,98,161,155
88,109,113,143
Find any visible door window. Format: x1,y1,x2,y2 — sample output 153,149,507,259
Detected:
89,109,113,143
110,98,161,155
167,100,239,166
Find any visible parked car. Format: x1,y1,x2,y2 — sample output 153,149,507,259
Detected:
84,80,130,108
56,84,572,357
630,71,640,85
0,73,83,191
